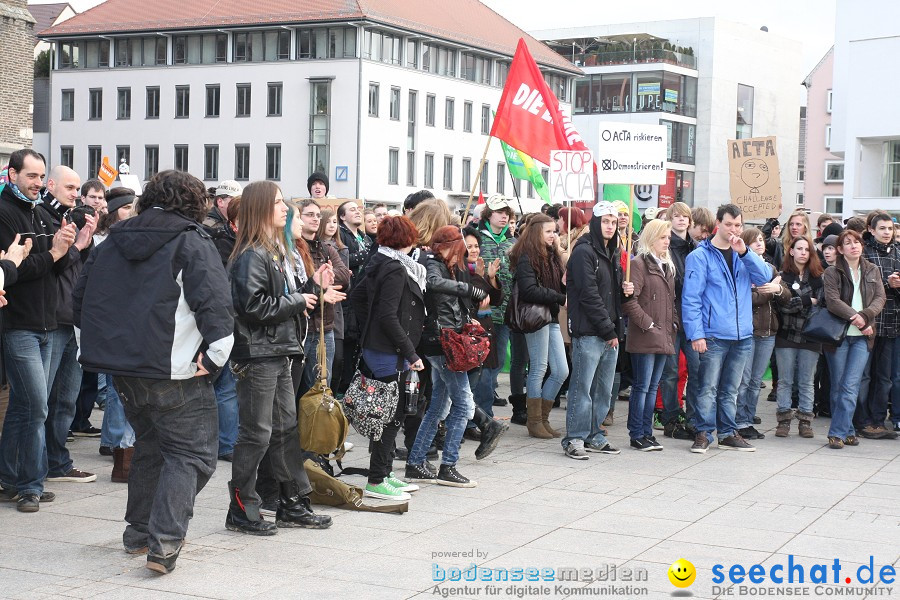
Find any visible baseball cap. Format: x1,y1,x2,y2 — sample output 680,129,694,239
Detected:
644,206,661,220
613,200,629,215
593,201,617,218
486,194,511,211
216,180,243,197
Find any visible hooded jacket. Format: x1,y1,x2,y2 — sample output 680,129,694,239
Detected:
566,217,624,341
477,222,515,325
73,207,234,379
682,238,771,342
862,233,900,337
668,231,696,300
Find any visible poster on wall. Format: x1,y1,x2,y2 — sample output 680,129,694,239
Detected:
726,136,782,219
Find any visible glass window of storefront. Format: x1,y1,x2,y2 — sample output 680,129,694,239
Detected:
574,71,697,116
660,120,696,165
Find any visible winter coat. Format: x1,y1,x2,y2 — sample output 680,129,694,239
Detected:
776,269,824,350
514,252,566,323
477,223,515,325
566,219,624,341
682,239,771,342
40,198,91,327
624,255,678,355
73,208,234,379
422,256,474,356
862,234,900,337
751,262,790,337
668,231,696,301
331,243,349,341
824,257,886,350
303,238,351,334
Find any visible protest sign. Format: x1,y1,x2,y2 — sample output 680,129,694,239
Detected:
727,136,782,219
550,150,594,204
595,122,667,185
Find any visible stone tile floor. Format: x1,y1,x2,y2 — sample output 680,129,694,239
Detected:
1,384,898,600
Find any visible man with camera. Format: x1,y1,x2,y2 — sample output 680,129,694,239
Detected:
38,165,99,486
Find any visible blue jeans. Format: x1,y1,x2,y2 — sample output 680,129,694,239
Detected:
0,330,55,496
660,330,700,424
409,355,475,466
827,336,870,439
775,346,818,415
694,337,753,441
525,323,569,401
857,336,900,428
299,329,336,396
46,326,82,477
735,336,776,429
101,375,135,449
485,324,510,393
628,353,669,440
563,336,618,448
213,364,238,456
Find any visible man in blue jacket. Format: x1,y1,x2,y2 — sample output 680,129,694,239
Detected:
682,204,770,453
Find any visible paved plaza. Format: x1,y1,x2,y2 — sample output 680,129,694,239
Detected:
1,382,899,600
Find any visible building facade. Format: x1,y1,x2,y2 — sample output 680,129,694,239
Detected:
802,48,843,216
535,18,802,219
0,0,36,166
830,0,900,218
40,0,579,208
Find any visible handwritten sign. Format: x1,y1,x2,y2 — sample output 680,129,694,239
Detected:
727,136,782,219
595,122,667,185
98,157,118,187
550,150,595,204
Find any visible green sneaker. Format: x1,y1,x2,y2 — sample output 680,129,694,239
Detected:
387,472,419,493
652,412,664,431
364,481,411,501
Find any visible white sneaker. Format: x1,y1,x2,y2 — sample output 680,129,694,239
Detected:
343,441,354,452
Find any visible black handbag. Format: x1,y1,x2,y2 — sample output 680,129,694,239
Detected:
504,281,551,334
801,304,849,345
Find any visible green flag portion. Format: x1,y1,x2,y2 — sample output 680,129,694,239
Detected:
602,184,641,233
501,139,551,205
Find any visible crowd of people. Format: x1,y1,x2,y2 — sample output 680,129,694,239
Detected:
0,148,898,574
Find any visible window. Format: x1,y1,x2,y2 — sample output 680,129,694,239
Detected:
882,140,900,197
406,39,418,68
635,71,662,112
145,145,159,179
825,125,832,149
443,155,453,190
56,146,74,170
461,52,492,84
116,145,130,169
408,90,417,151
389,87,400,120
660,120,696,165
146,86,160,119
114,37,165,67
544,73,569,102
89,88,102,120
61,89,74,121
496,162,506,194
236,84,251,117
825,161,844,182
267,83,282,117
796,193,804,206
297,27,357,59
445,98,454,129
421,43,456,76
406,151,415,186
87,146,102,177
58,39,110,69
481,104,491,135
480,165,488,193
206,85,220,117
495,62,509,88
597,73,632,113
173,33,228,65
174,145,189,172
362,29,401,64
309,80,331,174
736,84,754,139
235,145,250,180
266,144,281,180
175,85,190,118
368,83,379,117
424,153,434,189
463,101,473,132
425,94,435,126
825,196,843,214
797,168,805,182
233,30,291,62
827,89,833,113
462,157,471,191
388,148,399,185
204,145,219,181
527,181,534,199
117,87,131,119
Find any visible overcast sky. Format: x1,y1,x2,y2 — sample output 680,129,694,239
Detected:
42,0,836,81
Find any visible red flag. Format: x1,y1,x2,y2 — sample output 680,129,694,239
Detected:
477,190,485,205
490,39,589,166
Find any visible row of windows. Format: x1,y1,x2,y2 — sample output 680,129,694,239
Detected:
60,83,284,121
367,85,491,133
60,143,283,181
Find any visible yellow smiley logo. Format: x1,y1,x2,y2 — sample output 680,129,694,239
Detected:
667,559,696,588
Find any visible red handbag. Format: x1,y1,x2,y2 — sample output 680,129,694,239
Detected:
440,320,491,372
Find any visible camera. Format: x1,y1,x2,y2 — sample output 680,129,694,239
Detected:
66,205,96,230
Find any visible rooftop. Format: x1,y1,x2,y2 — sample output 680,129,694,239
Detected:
27,2,72,34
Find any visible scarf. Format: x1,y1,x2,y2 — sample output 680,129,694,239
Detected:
9,183,42,207
290,248,309,286
379,246,427,292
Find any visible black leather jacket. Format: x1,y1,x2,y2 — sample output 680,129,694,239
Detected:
422,255,474,355
230,245,317,360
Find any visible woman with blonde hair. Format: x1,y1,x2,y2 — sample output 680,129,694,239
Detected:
407,198,452,248
622,219,678,451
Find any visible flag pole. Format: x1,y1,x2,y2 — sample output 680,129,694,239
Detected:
625,184,635,282
507,170,525,216
464,136,493,219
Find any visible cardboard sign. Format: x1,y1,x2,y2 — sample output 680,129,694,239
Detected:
595,122,667,185
727,136,782,219
98,157,118,187
549,150,595,203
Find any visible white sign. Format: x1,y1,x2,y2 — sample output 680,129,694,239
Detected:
595,122,668,185
549,150,595,204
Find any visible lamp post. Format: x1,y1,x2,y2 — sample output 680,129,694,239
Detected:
633,37,637,62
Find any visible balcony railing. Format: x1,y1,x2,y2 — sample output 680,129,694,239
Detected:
574,49,697,70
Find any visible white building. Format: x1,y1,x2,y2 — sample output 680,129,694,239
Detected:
40,0,579,208
830,0,900,219
534,18,802,218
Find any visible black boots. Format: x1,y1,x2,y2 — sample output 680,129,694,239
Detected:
276,481,332,529
226,482,277,536
509,394,527,426
472,407,509,460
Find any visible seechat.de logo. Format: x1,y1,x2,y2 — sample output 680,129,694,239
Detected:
668,559,696,588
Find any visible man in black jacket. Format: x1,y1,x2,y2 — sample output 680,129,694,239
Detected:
336,199,371,393
73,170,234,574
561,202,625,459
0,150,79,513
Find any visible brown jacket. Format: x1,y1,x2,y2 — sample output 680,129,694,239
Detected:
824,256,886,349
752,262,791,337
624,254,679,354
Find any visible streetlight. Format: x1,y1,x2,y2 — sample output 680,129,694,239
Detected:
633,37,637,62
